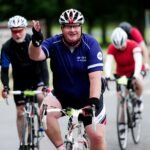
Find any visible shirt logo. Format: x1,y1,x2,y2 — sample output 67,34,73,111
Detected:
76,56,87,62
97,52,103,60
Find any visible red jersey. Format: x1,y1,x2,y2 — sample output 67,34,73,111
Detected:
107,40,141,77
130,27,144,44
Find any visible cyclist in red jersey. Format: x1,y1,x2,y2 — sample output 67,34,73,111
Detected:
104,27,144,113
119,21,150,71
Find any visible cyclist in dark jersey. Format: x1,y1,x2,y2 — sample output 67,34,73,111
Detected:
119,21,150,71
0,15,49,149
29,9,106,150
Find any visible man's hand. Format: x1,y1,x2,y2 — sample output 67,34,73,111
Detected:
1,86,10,99
78,97,100,126
31,20,43,47
87,97,100,111
41,86,51,96
144,63,150,71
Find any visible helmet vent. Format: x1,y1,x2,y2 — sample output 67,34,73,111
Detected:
59,8,84,25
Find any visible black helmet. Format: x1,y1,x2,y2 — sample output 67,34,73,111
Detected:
119,21,132,34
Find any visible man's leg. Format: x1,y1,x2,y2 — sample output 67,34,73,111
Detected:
40,93,64,148
135,76,144,97
135,76,144,112
36,86,46,106
16,105,24,141
86,124,106,150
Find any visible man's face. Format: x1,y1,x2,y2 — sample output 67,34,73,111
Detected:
11,27,26,43
117,42,127,51
61,24,82,45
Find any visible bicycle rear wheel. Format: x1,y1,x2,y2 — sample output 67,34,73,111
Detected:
116,97,128,150
131,101,142,144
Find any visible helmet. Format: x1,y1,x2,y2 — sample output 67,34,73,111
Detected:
8,15,28,28
59,8,84,25
111,27,127,49
119,21,132,34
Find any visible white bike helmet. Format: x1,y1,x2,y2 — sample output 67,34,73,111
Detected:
59,8,84,25
8,15,28,28
111,27,127,49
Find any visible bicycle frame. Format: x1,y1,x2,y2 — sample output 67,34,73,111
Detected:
41,105,96,150
9,90,44,150
108,75,142,150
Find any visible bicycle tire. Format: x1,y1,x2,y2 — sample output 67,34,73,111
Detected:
77,137,89,150
65,141,73,150
116,97,128,150
21,107,40,150
32,106,41,150
131,100,142,144
80,134,89,150
21,115,31,150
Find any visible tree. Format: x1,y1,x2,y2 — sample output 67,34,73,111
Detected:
0,0,148,44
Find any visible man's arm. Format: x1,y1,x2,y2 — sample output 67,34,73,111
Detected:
28,20,46,61
88,71,102,98
140,41,149,69
104,54,114,78
39,60,49,86
28,42,46,61
133,47,143,78
1,67,9,87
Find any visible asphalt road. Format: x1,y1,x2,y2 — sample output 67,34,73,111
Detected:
0,74,150,150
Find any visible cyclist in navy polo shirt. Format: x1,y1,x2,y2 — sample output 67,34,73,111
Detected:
29,8,106,150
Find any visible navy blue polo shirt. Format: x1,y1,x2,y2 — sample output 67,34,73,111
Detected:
41,33,103,107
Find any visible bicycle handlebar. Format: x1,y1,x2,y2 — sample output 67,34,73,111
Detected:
9,90,43,96
106,75,133,91
43,105,95,117
41,104,96,131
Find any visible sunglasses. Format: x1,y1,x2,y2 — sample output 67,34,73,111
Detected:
63,24,81,29
11,29,24,34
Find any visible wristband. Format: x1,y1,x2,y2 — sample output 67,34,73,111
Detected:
88,97,100,110
32,27,43,47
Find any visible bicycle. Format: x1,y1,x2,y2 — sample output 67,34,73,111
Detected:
107,75,142,150
9,90,45,150
41,104,96,150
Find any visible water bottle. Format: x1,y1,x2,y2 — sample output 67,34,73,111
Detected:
38,127,44,138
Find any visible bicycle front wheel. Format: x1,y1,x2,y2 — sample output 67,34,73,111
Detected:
21,116,31,150
75,135,89,150
131,101,142,144
30,104,44,150
65,141,73,150
65,141,89,150
116,97,128,150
